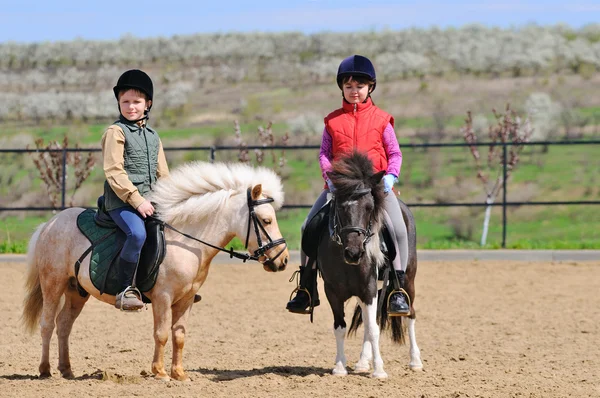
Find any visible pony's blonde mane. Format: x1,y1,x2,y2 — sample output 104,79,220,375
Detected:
149,161,284,225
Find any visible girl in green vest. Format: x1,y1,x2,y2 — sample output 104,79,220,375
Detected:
286,55,410,317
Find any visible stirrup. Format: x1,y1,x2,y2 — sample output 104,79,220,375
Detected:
117,286,144,312
288,286,313,315
387,288,411,317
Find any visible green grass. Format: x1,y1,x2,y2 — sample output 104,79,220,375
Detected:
1,122,599,253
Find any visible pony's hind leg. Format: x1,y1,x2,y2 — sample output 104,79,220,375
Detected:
360,297,387,378
56,285,90,378
38,275,67,378
407,316,423,370
353,300,372,373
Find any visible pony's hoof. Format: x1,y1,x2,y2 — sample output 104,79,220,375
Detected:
332,365,348,376
170,372,189,382
353,362,370,373
61,370,75,379
409,364,424,371
155,373,171,382
371,369,388,379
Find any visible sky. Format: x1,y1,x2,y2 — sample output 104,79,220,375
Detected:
1,0,600,43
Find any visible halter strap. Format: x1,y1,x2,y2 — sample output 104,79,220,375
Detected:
331,187,375,248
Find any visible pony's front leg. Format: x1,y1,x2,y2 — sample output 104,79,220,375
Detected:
170,299,193,381
151,295,172,381
326,289,347,376
407,317,423,370
333,325,348,376
362,298,387,378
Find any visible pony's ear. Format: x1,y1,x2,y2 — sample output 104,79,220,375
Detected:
251,184,263,200
371,170,386,187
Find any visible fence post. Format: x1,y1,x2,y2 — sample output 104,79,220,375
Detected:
61,147,67,209
210,146,216,163
502,144,507,248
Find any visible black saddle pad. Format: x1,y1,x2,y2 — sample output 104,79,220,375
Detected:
76,201,166,296
301,202,331,259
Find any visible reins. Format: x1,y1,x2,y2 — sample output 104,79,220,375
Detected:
153,187,287,263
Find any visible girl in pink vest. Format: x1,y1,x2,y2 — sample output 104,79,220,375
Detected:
286,55,410,316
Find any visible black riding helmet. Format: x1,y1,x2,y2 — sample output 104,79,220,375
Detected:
113,69,153,101
336,55,376,93
113,69,154,121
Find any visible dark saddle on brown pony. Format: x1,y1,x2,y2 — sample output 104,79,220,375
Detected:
74,196,166,300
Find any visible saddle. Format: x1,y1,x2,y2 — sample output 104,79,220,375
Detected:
75,196,166,300
301,201,396,265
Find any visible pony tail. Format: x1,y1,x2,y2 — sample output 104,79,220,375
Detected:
379,288,406,344
21,223,46,334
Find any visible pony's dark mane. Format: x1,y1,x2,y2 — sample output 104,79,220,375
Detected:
328,151,385,224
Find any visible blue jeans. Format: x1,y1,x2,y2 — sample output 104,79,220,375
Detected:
108,206,146,264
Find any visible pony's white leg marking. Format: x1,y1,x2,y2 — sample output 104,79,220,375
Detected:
407,317,423,370
332,326,348,376
363,298,387,378
152,296,173,381
354,299,372,373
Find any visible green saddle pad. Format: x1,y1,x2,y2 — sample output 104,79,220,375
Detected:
76,209,162,296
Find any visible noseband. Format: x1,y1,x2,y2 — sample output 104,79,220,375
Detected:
331,187,374,249
244,188,288,263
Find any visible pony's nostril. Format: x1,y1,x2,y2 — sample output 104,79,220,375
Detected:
283,256,288,266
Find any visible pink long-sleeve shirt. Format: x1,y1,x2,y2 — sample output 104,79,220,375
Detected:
319,123,402,181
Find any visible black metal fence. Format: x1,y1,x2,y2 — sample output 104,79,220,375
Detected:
1,140,599,248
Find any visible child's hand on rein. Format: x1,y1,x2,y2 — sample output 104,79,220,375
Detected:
137,200,155,218
382,174,396,193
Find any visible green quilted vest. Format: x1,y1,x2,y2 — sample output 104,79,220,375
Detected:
103,118,160,211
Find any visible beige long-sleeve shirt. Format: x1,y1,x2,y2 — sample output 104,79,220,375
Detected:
101,124,169,209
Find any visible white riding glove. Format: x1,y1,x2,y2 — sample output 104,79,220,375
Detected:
382,174,397,193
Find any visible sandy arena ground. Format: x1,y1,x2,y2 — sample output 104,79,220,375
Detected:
0,259,599,398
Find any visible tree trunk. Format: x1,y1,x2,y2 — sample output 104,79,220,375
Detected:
480,196,494,246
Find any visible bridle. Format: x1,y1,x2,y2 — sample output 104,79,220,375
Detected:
243,188,287,263
160,188,287,264
331,187,374,249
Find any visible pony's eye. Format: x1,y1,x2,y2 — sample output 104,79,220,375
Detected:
262,219,272,225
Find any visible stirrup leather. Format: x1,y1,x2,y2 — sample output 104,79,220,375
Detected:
117,286,144,312
387,287,411,317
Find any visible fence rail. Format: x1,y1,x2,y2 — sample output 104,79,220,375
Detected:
2,140,600,248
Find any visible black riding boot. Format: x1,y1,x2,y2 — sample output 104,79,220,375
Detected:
115,257,144,311
388,270,410,316
286,264,320,314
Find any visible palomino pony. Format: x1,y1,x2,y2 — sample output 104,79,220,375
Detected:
318,152,422,378
22,161,289,381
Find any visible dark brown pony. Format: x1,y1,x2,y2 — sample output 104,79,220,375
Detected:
318,152,422,378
